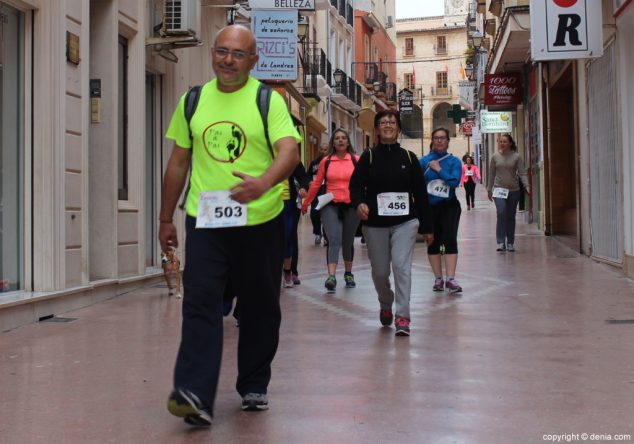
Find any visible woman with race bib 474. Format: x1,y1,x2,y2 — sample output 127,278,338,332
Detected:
420,127,463,294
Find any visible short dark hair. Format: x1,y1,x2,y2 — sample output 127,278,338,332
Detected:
374,109,401,130
431,127,450,141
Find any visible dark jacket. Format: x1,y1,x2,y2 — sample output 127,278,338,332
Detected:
286,161,308,203
349,142,433,232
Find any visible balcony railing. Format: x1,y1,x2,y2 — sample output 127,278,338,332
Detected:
297,48,331,98
385,82,396,103
331,70,361,110
365,63,378,85
402,46,415,57
430,86,452,96
330,0,353,25
347,2,353,26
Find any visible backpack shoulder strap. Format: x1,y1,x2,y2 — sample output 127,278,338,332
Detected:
402,148,414,164
256,82,274,158
178,85,202,210
184,85,202,140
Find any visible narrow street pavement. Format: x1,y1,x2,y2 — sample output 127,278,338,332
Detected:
2,187,634,444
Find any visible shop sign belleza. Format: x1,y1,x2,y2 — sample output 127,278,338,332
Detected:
484,73,522,106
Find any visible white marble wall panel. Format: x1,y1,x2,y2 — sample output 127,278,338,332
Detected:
65,133,82,171
66,212,82,247
117,212,139,245
65,248,82,287
65,171,82,209
118,244,139,277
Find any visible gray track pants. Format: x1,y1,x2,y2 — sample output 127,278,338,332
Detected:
362,218,419,320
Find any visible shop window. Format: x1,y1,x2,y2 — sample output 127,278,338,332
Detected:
118,35,129,200
145,73,161,267
0,3,24,292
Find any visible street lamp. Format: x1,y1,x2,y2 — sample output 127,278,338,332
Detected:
297,15,309,43
417,88,425,152
464,64,474,80
471,31,484,49
333,68,345,86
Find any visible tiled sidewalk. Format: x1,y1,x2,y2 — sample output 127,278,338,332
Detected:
2,187,633,444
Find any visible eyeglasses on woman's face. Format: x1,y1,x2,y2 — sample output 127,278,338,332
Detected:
379,120,398,127
433,136,448,141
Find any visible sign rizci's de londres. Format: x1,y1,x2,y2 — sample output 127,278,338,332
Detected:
530,0,603,61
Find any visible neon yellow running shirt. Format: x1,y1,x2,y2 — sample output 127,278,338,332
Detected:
166,77,301,225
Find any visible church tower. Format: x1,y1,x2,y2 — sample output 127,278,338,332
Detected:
445,0,469,24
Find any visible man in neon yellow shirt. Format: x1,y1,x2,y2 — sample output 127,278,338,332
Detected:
159,25,300,426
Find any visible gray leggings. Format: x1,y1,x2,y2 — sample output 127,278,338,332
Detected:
320,204,360,264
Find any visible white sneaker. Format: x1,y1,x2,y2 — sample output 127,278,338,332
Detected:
283,272,294,288
507,243,515,252
496,243,506,252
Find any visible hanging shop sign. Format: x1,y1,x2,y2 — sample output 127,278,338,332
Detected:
250,0,315,9
484,73,523,106
251,10,297,81
480,111,513,133
530,0,603,60
398,89,414,113
461,120,475,136
459,80,477,111
471,125,482,143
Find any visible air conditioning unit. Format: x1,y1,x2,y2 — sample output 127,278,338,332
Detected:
163,0,200,36
385,15,393,28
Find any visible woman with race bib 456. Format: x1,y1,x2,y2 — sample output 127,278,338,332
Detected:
420,127,463,294
486,133,530,252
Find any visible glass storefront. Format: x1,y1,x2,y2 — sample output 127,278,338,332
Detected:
0,3,24,292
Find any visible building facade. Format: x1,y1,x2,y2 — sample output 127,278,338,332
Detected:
0,0,333,331
395,5,470,156
467,0,634,278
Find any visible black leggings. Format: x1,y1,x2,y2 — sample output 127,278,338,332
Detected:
427,198,462,255
464,180,476,207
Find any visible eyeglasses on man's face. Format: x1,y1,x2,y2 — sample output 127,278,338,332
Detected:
379,120,398,127
433,136,448,141
213,47,254,61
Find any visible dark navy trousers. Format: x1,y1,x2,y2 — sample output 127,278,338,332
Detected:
174,213,284,411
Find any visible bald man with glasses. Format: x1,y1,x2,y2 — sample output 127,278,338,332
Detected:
159,25,301,426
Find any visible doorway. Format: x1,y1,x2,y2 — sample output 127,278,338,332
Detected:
546,64,578,248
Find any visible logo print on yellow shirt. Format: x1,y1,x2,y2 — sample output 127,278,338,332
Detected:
202,121,247,163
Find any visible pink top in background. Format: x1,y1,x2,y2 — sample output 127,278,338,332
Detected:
303,153,359,208
460,164,481,185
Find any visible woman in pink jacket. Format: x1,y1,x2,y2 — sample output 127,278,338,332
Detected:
301,129,360,292
460,156,481,210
